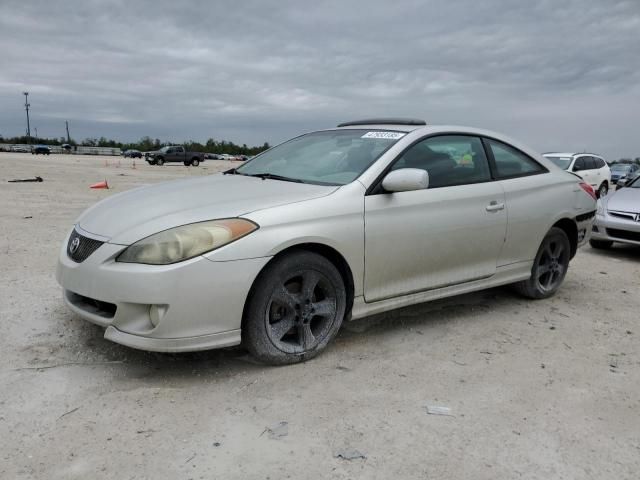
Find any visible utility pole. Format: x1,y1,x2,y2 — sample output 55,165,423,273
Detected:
23,92,31,144
34,127,38,138
65,121,71,143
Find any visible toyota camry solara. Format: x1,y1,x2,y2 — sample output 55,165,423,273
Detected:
57,119,597,364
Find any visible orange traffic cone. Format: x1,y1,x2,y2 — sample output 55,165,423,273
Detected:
90,180,109,189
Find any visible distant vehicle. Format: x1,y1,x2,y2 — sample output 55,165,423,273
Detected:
123,149,142,158
145,145,205,166
10,145,29,153
590,175,640,249
610,163,639,187
543,153,611,198
617,170,640,189
32,145,51,155
204,153,221,160
216,153,235,161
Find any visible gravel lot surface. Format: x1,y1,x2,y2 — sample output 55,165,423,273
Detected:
1,152,639,479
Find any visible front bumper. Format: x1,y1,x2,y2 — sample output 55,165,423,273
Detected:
592,212,640,246
56,231,271,352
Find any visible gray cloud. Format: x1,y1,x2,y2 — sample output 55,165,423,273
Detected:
1,0,639,157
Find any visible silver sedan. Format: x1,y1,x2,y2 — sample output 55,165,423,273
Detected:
591,175,640,248
56,119,596,364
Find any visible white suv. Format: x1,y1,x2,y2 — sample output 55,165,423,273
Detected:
544,153,611,197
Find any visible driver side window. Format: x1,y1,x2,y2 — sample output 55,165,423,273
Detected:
390,135,491,188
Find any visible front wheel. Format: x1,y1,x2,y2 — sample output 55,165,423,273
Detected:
514,227,571,299
191,158,200,166
155,157,164,166
243,251,346,365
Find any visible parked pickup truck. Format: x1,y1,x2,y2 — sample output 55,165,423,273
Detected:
145,146,205,166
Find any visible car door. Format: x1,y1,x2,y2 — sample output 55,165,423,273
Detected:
364,135,507,302
586,156,599,187
483,138,557,266
572,156,589,182
594,156,609,185
583,156,598,187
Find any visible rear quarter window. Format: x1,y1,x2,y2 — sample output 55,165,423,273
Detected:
486,139,546,179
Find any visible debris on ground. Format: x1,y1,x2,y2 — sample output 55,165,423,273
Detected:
262,421,288,439
334,447,366,460
8,176,43,183
58,406,80,419
89,180,109,189
426,405,454,416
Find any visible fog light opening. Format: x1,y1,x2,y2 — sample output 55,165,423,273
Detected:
149,304,168,327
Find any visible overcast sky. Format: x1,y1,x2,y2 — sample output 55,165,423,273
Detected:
1,0,639,158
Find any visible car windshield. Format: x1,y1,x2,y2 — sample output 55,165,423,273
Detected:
235,129,405,185
545,156,572,169
159,146,170,153
611,164,632,172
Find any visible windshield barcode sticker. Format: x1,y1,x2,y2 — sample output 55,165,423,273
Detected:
361,131,406,140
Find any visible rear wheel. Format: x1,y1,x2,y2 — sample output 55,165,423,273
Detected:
598,182,608,198
589,239,613,249
514,227,570,299
243,251,346,365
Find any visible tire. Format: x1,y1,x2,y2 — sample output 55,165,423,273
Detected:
514,227,571,299
155,157,164,166
191,158,200,167
598,182,608,198
589,239,613,249
243,251,347,365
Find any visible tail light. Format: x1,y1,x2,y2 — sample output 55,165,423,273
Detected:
579,182,596,200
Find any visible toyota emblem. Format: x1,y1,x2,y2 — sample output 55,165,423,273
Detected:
70,236,81,254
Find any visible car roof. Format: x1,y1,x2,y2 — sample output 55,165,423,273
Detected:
332,123,530,142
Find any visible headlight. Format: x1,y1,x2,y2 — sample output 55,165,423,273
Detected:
116,218,258,265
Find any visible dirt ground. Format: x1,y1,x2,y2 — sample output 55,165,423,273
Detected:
1,152,639,479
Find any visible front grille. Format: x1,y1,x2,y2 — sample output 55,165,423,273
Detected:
67,229,104,263
608,210,639,222
606,228,640,242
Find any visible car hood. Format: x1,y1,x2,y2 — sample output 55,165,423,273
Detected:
605,188,640,213
77,174,338,244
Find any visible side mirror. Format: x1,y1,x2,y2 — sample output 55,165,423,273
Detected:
382,168,429,192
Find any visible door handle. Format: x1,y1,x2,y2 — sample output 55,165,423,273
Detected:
486,201,505,212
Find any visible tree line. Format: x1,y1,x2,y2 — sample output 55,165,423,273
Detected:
0,134,271,156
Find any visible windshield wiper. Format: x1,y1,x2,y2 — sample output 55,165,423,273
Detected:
247,173,305,183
